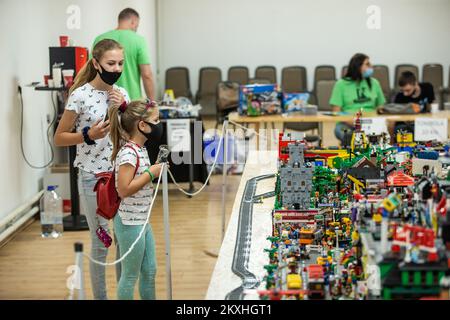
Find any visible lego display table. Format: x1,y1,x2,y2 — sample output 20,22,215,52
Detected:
209,124,450,300
228,110,450,148
206,150,277,300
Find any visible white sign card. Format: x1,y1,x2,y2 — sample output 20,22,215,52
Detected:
414,118,448,142
166,119,191,152
361,117,387,135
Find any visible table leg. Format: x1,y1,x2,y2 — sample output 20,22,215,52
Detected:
254,123,260,150
322,122,340,147
63,145,88,231
318,121,323,145
188,155,194,197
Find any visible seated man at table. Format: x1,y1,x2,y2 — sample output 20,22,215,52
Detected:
391,71,436,137
394,71,435,109
329,53,386,145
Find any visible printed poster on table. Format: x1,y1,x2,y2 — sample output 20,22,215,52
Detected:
414,118,448,142
166,119,191,152
361,117,387,135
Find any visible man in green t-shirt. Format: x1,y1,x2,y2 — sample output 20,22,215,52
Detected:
92,8,155,100
329,53,386,144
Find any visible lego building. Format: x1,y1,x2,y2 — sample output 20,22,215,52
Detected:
279,142,314,209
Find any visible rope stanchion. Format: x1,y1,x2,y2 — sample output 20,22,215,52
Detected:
75,242,85,300
221,120,229,242
68,242,85,300
201,121,230,258
162,162,172,299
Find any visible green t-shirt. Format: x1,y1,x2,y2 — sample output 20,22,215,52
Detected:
92,29,150,100
329,77,385,113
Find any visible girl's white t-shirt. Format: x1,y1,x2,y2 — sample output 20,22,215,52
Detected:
65,82,130,174
115,141,154,226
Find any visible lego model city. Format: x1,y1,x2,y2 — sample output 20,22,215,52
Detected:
228,111,450,300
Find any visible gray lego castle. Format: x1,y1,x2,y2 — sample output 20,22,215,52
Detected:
280,142,314,209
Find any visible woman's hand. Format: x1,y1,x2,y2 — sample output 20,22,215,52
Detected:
88,118,110,140
108,89,125,107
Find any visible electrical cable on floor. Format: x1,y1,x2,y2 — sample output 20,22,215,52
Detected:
18,86,55,169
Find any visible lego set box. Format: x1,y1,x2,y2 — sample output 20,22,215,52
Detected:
238,84,282,116
282,93,310,113
238,85,313,116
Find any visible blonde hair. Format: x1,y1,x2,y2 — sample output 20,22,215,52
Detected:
69,39,123,95
109,100,159,162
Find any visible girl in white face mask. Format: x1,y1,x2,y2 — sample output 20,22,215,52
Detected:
54,39,130,300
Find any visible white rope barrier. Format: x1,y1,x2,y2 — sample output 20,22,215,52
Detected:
78,119,266,295
167,119,276,197
167,123,227,197
228,119,278,140
75,118,271,300
84,119,272,267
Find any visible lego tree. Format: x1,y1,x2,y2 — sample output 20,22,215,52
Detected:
312,166,337,198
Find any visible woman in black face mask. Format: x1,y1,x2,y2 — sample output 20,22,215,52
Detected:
54,39,130,300
91,45,124,109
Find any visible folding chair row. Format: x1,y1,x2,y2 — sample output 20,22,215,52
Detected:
164,64,450,116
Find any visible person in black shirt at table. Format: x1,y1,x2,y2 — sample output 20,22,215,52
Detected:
392,71,436,138
394,71,435,111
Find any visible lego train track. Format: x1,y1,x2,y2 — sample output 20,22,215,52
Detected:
225,173,276,300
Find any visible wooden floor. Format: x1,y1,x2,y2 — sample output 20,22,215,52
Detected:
0,117,247,300
0,175,241,300
0,118,290,300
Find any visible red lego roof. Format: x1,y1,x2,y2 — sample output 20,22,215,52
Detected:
307,264,324,279
387,172,415,187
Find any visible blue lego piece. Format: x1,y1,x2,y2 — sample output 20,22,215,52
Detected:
416,150,439,160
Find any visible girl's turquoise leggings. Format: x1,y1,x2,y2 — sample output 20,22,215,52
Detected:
114,214,157,300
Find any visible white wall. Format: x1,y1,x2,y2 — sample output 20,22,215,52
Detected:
158,0,450,95
2,0,450,221
0,0,157,220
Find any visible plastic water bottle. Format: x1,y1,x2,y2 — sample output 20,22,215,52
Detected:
40,185,63,238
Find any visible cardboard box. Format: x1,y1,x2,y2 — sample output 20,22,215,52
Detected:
282,93,310,113
239,84,281,116
412,158,442,176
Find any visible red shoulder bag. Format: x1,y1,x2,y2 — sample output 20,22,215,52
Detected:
93,145,140,220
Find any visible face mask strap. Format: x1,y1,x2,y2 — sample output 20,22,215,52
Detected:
92,57,103,72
